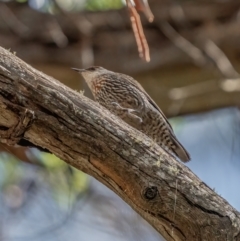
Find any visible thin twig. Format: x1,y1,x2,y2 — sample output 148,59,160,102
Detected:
133,0,154,22
127,0,150,62
202,39,239,78
168,79,218,101
46,19,68,48
158,21,207,66
220,78,240,92
0,3,29,38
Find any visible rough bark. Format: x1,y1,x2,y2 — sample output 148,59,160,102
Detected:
0,46,240,240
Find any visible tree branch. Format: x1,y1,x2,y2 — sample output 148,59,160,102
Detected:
0,46,240,241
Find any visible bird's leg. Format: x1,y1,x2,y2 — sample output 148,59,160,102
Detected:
111,102,143,124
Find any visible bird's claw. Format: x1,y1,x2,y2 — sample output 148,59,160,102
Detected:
111,102,142,124
130,114,143,124
111,102,120,108
127,109,143,123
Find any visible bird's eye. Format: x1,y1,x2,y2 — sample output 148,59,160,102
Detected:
87,67,95,71
87,66,102,71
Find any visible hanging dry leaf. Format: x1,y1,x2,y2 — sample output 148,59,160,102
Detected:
126,0,151,62
133,0,154,22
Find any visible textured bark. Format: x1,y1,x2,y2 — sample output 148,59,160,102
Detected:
0,46,240,240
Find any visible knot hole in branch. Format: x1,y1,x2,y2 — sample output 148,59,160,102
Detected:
143,186,158,200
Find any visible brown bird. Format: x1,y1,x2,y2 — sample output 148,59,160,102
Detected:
73,66,190,162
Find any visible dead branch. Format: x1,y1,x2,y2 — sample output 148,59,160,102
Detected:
127,0,150,62
0,3,29,38
134,0,154,22
0,46,240,241
202,39,239,78
158,21,207,66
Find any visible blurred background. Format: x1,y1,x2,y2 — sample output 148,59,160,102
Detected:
0,0,240,240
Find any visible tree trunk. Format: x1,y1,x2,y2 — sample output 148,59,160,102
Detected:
0,46,240,241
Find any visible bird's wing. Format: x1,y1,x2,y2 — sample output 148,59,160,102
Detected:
118,73,174,132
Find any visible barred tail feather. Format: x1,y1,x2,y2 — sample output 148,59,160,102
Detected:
171,135,190,163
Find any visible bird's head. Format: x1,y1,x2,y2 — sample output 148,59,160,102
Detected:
72,66,106,92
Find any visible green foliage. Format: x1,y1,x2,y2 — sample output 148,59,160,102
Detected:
9,0,124,12
0,151,89,209
40,153,89,208
0,153,20,188
16,0,28,2
85,0,124,11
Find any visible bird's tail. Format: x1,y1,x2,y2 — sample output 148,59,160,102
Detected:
171,135,190,163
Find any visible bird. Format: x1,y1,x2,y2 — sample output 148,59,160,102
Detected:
72,66,190,163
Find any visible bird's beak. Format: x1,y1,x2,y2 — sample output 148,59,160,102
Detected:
71,68,87,73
